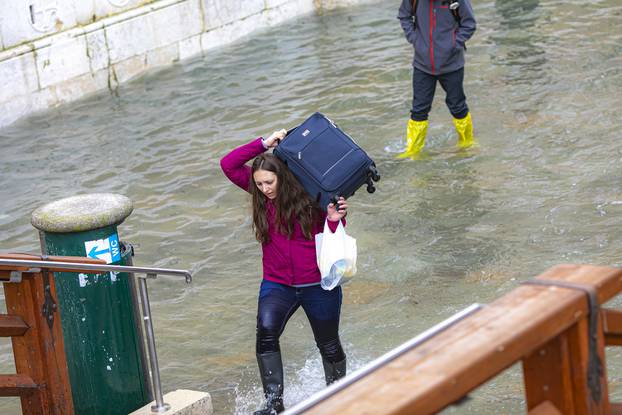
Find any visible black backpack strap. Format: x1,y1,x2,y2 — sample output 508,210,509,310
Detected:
451,4,460,23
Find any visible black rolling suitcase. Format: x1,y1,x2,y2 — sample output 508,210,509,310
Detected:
273,112,380,211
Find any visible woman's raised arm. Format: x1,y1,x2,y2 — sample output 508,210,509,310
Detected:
220,138,266,192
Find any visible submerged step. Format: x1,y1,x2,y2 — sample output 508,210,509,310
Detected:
129,389,213,415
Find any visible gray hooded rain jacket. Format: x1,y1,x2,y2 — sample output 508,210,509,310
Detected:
398,0,476,75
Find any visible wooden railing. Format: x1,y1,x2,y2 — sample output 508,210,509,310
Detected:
288,264,622,415
0,253,193,414
0,253,106,415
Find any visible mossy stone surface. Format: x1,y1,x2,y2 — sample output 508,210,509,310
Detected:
31,193,133,233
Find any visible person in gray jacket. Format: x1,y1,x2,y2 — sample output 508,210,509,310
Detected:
397,0,477,158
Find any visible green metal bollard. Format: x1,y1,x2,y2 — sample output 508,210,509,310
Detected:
31,194,150,415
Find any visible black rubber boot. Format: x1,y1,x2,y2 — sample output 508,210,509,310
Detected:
254,352,285,415
322,357,346,385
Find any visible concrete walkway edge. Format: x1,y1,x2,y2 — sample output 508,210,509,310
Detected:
129,389,213,415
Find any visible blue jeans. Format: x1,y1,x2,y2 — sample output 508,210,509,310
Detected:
256,280,345,363
411,67,469,121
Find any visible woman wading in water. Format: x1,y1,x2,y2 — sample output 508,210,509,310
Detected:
220,129,348,414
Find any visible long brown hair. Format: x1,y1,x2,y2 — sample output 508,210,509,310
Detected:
250,153,319,243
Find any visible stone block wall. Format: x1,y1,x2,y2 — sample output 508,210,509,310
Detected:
0,0,371,128
0,0,157,51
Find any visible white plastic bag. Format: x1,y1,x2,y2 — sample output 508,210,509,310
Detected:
315,219,357,290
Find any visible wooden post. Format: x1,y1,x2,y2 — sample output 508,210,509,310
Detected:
2,270,74,415
602,309,622,346
523,330,576,413
523,315,609,414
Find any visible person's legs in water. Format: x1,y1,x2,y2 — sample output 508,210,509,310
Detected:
255,281,300,415
438,67,475,148
300,285,346,385
399,67,436,158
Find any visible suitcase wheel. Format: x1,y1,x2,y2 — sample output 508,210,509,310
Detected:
366,178,376,194
366,174,378,193
367,177,376,193
369,165,381,182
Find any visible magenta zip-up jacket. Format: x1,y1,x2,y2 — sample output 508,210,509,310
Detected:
220,138,344,286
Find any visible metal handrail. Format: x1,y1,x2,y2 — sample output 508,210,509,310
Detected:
283,303,484,415
0,258,192,283
0,258,192,414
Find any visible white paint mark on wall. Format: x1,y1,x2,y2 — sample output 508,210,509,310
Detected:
28,0,60,33
108,0,130,7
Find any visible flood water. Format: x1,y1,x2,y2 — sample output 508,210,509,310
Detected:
1,0,622,413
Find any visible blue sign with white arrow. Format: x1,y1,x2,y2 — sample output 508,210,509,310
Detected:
84,233,121,264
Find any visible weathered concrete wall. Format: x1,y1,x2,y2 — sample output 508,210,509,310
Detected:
0,0,159,51
0,0,371,128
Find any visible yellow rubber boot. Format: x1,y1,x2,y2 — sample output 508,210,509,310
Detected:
453,112,475,149
397,119,428,159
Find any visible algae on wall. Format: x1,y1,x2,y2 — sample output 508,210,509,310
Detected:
0,0,159,52
315,0,370,10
